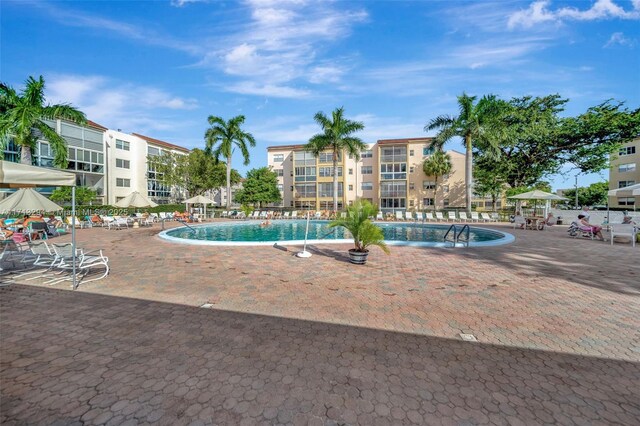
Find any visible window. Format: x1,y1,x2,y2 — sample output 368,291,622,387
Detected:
619,146,636,156
318,152,341,163
618,197,635,206
423,198,434,206
409,182,415,190
423,146,435,156
295,166,317,181
409,200,414,207
619,163,636,173
380,146,406,162
294,184,316,197
116,178,130,187
361,150,372,158
274,169,284,177
443,198,450,207
116,139,130,151
348,184,353,191
361,166,373,174
348,168,353,175
380,198,406,209
147,146,160,156
381,181,406,197
409,166,414,173
318,166,342,177
116,158,130,169
318,182,343,197
409,150,414,156
380,163,407,180
361,182,373,190
443,185,449,193
619,180,635,188
273,154,284,162
116,197,124,202
423,181,436,190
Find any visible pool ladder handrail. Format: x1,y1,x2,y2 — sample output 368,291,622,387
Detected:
444,224,470,247
176,219,197,233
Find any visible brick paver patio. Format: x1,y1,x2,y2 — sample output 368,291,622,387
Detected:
1,220,639,424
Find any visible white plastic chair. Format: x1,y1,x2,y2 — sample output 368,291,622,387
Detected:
448,211,457,222
513,216,527,229
458,212,469,222
395,211,404,221
435,212,444,222
480,213,493,222
376,212,383,221
470,212,480,222
610,224,637,247
415,212,424,222
405,211,413,221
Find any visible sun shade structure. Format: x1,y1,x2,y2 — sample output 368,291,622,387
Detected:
184,195,215,218
0,188,63,213
0,160,81,289
0,160,75,188
508,190,568,201
608,183,640,197
114,191,158,208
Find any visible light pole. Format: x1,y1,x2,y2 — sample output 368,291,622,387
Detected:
574,174,579,209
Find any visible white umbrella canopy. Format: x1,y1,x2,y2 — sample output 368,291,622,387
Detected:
114,191,158,208
508,190,568,201
0,188,63,214
184,195,215,204
608,183,640,197
0,160,75,188
184,195,215,218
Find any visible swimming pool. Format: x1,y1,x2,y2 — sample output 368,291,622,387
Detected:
159,220,514,247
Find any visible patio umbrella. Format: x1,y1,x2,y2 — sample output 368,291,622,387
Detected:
0,188,63,214
508,190,568,216
607,183,640,197
114,191,158,209
184,194,215,218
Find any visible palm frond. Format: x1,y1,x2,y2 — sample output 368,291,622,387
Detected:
42,104,87,124
425,115,455,132
22,76,46,109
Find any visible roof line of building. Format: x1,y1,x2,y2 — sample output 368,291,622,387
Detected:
131,132,190,153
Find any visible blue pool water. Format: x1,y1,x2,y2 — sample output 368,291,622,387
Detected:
159,220,514,247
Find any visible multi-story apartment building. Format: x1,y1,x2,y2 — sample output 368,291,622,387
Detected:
267,137,467,213
609,137,639,208
2,118,190,205
2,118,108,202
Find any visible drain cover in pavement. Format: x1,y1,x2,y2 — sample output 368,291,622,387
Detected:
459,333,478,342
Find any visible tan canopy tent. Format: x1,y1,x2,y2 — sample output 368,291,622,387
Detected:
114,191,158,209
184,194,215,218
0,188,64,213
0,160,76,188
0,160,80,289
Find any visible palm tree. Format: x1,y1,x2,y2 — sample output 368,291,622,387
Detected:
305,107,365,213
205,115,256,210
0,75,86,167
422,149,452,211
424,93,500,214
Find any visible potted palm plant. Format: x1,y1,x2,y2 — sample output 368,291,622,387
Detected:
329,199,390,264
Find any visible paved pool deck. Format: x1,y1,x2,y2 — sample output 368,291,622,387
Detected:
1,220,638,425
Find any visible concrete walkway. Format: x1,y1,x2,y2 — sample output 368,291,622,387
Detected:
1,220,639,424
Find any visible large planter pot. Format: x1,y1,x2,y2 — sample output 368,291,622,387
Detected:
348,249,369,265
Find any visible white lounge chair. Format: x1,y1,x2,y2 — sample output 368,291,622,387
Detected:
481,212,494,222
415,212,424,222
50,243,109,285
424,212,434,222
395,211,404,221
282,211,290,219
291,211,298,219
610,224,636,247
435,212,445,222
513,216,526,229
405,211,414,221
470,212,480,222
376,212,383,221
458,212,469,222
448,211,457,222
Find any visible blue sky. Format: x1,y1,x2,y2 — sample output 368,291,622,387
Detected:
2,0,639,190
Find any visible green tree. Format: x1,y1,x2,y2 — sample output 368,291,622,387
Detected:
205,115,256,210
473,155,507,212
234,167,281,208
148,149,241,198
0,75,86,167
425,93,503,214
305,107,365,213
479,96,640,189
563,182,609,207
50,186,96,205
421,149,452,210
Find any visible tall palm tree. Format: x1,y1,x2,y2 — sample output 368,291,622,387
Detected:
205,115,256,210
422,149,452,211
305,107,365,213
424,93,500,214
0,75,86,167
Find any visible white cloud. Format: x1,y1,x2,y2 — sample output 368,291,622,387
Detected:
170,0,210,7
45,74,198,133
604,32,635,47
224,82,310,98
508,0,640,29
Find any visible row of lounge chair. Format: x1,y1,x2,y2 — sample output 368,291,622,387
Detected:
379,211,499,223
0,240,109,285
